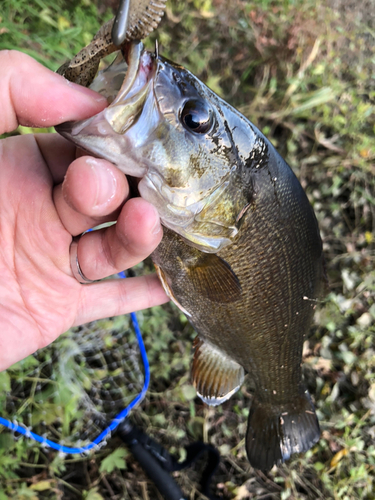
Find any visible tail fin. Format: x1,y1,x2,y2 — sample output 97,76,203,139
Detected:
246,391,320,471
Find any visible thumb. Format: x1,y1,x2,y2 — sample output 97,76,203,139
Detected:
0,50,108,135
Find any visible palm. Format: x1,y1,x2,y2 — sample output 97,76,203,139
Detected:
1,135,83,361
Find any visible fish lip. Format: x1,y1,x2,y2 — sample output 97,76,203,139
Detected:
55,120,75,138
104,42,157,134
113,41,155,104
55,116,95,140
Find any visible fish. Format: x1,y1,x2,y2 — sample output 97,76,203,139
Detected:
56,41,324,471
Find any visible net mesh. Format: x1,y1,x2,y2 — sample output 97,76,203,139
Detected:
0,315,144,450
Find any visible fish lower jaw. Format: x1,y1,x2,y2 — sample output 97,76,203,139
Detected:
139,176,236,252
57,117,148,178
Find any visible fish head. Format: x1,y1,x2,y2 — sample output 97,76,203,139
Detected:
57,41,262,252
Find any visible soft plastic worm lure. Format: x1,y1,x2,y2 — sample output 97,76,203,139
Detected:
57,0,166,86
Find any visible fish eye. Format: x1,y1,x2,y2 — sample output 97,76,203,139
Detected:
180,100,213,134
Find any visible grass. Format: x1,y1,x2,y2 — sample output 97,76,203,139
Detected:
0,0,374,498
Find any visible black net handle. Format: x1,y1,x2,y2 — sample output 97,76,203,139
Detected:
118,419,221,500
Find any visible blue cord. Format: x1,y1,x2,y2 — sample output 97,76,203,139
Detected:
0,271,149,454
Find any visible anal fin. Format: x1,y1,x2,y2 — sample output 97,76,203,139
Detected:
192,337,245,406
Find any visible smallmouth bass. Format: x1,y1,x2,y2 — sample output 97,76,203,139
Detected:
56,42,324,471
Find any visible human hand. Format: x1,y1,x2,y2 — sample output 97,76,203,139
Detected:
0,50,168,371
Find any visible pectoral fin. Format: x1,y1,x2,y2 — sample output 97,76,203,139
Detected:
192,337,245,406
154,264,191,317
186,253,242,303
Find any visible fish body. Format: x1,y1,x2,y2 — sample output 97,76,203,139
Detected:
56,43,324,470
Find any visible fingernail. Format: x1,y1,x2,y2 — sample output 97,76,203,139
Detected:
151,206,161,235
64,79,108,104
86,158,117,208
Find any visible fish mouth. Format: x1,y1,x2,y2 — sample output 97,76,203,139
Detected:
55,41,157,177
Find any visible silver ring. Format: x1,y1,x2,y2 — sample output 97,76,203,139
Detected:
70,236,97,284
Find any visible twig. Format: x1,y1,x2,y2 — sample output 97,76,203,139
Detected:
56,478,82,496
140,481,150,500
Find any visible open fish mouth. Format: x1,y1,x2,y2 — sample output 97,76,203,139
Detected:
56,41,157,178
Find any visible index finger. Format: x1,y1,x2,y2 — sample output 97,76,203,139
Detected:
0,50,108,135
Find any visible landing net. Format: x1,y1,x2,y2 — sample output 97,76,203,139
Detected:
0,303,148,454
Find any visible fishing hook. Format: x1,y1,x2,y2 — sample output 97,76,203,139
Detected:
112,0,131,46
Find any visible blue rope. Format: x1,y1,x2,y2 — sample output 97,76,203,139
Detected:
0,271,149,454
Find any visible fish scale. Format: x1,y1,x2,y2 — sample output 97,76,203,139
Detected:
56,41,324,471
